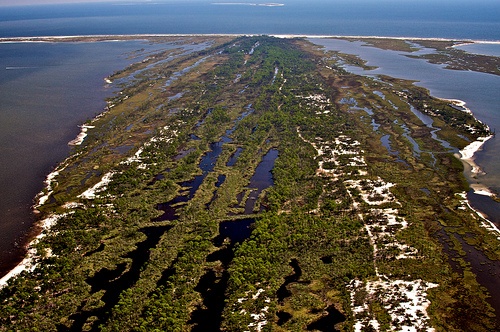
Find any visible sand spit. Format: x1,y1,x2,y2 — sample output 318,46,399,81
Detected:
459,135,493,177
436,97,473,115
34,161,73,208
453,41,500,48
0,34,246,44
36,169,61,207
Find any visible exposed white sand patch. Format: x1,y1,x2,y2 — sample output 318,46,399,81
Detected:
298,123,436,329
302,94,330,103
0,214,66,289
123,147,145,165
436,97,472,114
78,171,116,199
345,178,397,205
68,125,95,146
299,93,331,111
459,135,493,175
371,208,409,229
279,77,286,91
469,183,495,197
271,66,279,84
362,208,417,264
349,277,438,332
62,202,84,209
252,288,265,300
231,288,270,332
36,170,60,206
249,41,260,55
346,177,432,329
122,129,178,168
297,128,366,181
347,156,366,167
297,127,370,215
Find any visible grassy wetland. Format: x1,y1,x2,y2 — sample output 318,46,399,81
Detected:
0,35,499,331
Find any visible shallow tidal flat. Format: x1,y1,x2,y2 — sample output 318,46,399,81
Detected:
1,36,499,331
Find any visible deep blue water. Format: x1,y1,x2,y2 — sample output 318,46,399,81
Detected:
0,0,499,40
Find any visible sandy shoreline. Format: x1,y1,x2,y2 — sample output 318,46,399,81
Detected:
68,124,95,146
458,192,500,240
438,99,497,197
0,214,64,289
459,136,493,174
1,34,500,44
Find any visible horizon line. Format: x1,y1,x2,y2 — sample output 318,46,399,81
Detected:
1,34,500,44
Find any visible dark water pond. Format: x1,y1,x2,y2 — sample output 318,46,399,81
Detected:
63,225,172,331
243,149,279,214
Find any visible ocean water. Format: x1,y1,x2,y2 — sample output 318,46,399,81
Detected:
0,0,499,40
0,40,195,274
0,0,499,275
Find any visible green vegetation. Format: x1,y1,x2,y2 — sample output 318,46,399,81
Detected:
0,36,498,331
409,40,500,76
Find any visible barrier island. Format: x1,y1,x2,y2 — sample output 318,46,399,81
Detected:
0,35,499,331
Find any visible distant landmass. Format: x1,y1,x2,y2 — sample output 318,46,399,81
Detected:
212,2,285,6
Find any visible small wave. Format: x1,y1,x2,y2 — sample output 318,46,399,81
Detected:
5,66,37,70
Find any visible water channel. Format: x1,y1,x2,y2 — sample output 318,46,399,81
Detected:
309,38,500,327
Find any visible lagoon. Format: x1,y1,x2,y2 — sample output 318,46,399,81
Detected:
309,37,500,223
